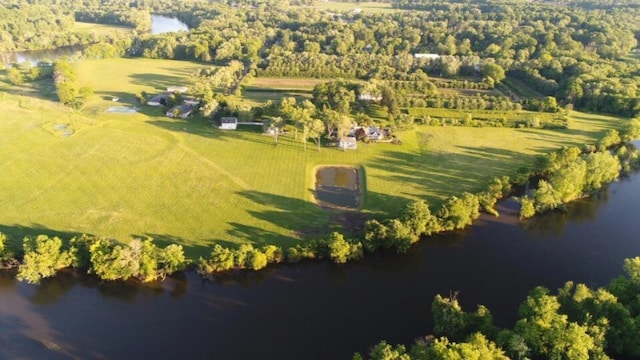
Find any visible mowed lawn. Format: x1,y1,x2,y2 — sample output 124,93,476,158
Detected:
0,58,628,256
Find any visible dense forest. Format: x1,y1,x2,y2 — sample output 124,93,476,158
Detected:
1,0,640,116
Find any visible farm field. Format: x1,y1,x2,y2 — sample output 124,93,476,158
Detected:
240,77,344,105
245,77,333,90
0,58,628,257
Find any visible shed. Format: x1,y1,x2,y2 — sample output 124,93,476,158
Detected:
166,104,194,119
339,137,357,150
219,117,238,130
148,93,169,106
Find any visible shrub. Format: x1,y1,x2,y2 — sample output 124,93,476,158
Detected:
245,249,268,270
199,244,235,273
437,193,480,231
519,196,536,218
17,235,72,284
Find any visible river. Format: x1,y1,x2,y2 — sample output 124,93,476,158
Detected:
151,15,189,35
1,172,639,359
0,16,189,67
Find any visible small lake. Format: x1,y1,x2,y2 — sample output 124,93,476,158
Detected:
315,166,361,208
151,15,189,35
1,173,640,359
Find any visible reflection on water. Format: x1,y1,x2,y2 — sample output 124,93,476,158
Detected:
0,15,189,67
0,46,84,67
520,188,611,237
1,173,640,359
151,15,189,35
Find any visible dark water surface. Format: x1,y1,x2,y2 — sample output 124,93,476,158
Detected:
2,173,640,359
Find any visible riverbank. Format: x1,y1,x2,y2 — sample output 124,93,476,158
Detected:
0,84,626,254
2,135,637,283
2,170,640,359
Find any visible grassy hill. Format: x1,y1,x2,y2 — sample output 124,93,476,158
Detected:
0,58,627,256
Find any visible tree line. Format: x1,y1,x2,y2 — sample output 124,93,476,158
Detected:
5,0,640,117
355,256,640,360
4,0,640,116
52,59,93,108
0,234,186,284
519,120,640,218
1,121,638,283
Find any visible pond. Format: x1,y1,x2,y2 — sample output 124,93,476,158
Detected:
1,173,640,359
151,15,189,35
314,166,361,209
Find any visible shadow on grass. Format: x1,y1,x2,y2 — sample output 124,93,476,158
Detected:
226,222,300,248
366,147,526,207
236,190,336,242
0,223,85,250
146,117,305,149
3,78,57,101
133,233,212,258
236,188,412,242
94,90,140,106
516,128,602,147
128,72,190,92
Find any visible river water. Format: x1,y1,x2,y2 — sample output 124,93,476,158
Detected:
1,172,640,359
0,16,189,66
151,15,189,35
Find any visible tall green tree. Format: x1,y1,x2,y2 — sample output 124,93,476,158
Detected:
264,116,285,145
17,235,72,284
304,117,325,151
513,287,604,360
481,63,506,83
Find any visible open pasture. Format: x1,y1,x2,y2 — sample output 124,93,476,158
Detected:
241,77,333,104
72,22,132,37
0,58,628,256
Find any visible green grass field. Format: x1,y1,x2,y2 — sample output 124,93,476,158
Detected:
0,58,628,257
240,77,337,105
72,22,132,37
245,77,332,90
